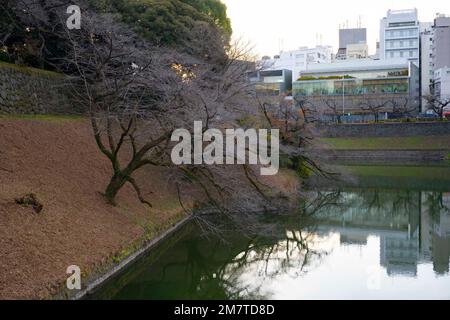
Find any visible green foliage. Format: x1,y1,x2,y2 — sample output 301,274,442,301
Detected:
88,0,231,46
2,0,232,68
181,0,232,36
297,76,316,81
279,155,312,179
297,75,355,81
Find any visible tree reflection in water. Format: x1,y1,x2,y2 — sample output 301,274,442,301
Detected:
89,188,450,300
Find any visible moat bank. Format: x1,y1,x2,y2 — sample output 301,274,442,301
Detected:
0,117,299,299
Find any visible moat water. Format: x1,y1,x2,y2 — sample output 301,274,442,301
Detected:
89,163,450,300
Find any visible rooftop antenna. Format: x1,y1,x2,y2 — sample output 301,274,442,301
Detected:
278,38,284,53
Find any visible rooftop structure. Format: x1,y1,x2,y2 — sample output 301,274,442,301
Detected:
337,28,367,60
259,46,333,80
432,14,450,70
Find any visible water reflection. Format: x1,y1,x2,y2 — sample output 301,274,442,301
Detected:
311,190,450,277
90,189,450,300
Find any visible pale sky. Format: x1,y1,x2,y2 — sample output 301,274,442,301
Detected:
222,0,450,58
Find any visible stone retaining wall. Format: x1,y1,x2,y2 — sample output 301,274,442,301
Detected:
307,149,448,162
0,62,80,114
315,122,450,138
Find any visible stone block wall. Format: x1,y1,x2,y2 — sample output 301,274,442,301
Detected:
0,62,81,114
315,122,450,138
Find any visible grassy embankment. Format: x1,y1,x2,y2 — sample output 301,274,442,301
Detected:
320,135,450,150
318,135,450,189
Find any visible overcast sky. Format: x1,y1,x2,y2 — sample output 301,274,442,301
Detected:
222,0,450,58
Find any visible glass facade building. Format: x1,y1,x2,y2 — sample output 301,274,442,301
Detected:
291,59,421,120
293,77,409,97
292,60,419,99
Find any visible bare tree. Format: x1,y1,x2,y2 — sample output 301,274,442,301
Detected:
7,4,232,210
322,98,342,123
293,95,317,124
255,94,333,184
3,1,327,240
60,13,280,222
424,95,450,118
57,16,179,206
359,98,390,122
390,97,417,118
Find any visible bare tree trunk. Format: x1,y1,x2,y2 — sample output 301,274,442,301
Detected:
104,173,128,205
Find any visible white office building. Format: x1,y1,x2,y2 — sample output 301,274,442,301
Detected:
260,46,333,81
434,67,450,100
380,9,420,66
346,43,369,60
420,23,434,111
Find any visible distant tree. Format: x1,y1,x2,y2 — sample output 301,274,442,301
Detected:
424,95,450,118
322,98,342,123
359,98,390,122
293,95,317,124
390,97,417,118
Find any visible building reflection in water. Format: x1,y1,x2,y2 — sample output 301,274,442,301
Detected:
311,190,450,277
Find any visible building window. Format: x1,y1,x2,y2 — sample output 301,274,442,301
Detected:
390,52,394,58
409,51,414,57
399,41,404,47
400,51,404,58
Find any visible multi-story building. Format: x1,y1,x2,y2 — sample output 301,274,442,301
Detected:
419,15,450,111
347,43,369,59
420,23,434,111
337,28,367,60
260,46,333,81
293,58,420,120
432,15,450,70
380,9,420,66
248,69,292,96
434,67,450,100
